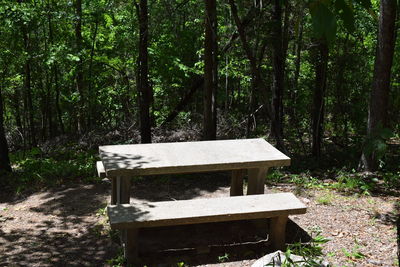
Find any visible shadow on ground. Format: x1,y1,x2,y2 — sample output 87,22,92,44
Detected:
0,184,117,266
136,219,311,266
1,172,313,266
131,171,232,202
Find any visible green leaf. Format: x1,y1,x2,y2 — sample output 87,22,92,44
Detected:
67,54,80,62
379,128,393,139
310,1,337,43
334,0,355,32
354,0,372,9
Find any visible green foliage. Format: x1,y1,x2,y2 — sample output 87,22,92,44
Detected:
342,245,366,261
4,148,99,193
363,126,394,167
217,253,229,263
106,248,124,267
309,1,337,43
316,191,335,205
266,233,330,266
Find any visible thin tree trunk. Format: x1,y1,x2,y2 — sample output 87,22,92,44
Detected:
270,0,286,149
311,40,329,158
22,25,36,147
13,90,23,139
228,0,260,137
136,0,152,143
75,0,85,134
0,75,12,173
203,0,218,140
289,14,303,125
161,76,204,126
47,3,64,134
334,35,350,142
87,19,99,131
361,0,397,171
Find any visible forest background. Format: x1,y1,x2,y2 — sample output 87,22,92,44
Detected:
0,0,399,265
0,0,399,194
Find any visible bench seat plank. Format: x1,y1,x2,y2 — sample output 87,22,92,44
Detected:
108,193,306,229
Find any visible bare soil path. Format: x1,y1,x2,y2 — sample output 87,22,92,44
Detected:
0,175,398,266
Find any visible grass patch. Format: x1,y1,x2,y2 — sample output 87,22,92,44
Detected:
2,147,100,194
316,191,336,205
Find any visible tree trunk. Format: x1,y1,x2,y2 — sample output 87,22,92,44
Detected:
0,86,12,173
270,0,286,149
137,0,152,143
87,19,99,131
47,2,64,134
361,0,397,171
161,76,204,127
311,40,329,158
22,25,37,147
75,0,85,134
203,0,218,140
289,13,303,125
228,0,261,137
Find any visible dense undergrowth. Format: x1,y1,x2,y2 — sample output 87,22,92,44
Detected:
2,128,399,199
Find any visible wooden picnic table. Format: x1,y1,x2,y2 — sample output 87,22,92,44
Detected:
99,138,290,204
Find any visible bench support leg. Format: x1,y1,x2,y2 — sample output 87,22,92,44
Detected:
230,169,245,196
112,176,131,204
247,168,268,195
270,215,288,250
111,177,117,205
120,176,131,204
125,228,139,265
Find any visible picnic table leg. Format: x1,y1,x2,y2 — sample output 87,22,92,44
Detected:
112,176,136,263
230,169,245,196
113,176,131,204
125,228,139,265
270,215,288,250
111,177,117,205
247,167,268,195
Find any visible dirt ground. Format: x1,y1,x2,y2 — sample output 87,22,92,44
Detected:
0,174,398,266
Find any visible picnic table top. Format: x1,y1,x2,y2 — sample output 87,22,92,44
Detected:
99,138,290,177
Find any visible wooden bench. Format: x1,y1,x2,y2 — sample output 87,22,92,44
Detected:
107,192,306,264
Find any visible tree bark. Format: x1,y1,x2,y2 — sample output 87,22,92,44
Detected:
87,19,99,131
22,22,37,147
0,88,12,173
161,76,204,127
137,0,152,143
288,13,303,125
75,0,85,134
361,0,397,171
270,0,286,149
203,0,218,140
47,1,64,134
228,0,261,137
311,40,329,158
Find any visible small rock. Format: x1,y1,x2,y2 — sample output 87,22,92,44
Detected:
102,178,111,184
251,250,330,267
367,259,383,266
301,198,311,204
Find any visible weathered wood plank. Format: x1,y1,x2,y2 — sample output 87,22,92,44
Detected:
108,193,306,229
99,138,290,177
